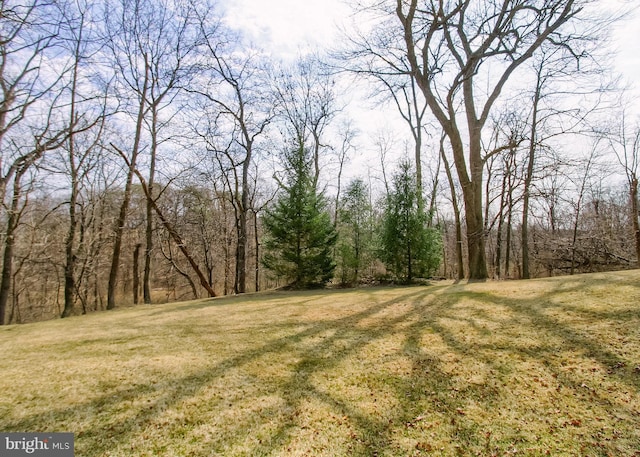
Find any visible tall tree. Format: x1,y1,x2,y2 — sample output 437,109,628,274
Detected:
105,0,202,307
262,143,337,288
104,0,150,309
348,0,605,279
191,22,273,295
60,0,108,318
398,0,601,279
0,0,72,324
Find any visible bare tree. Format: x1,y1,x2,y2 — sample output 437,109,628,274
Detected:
103,0,150,309
190,25,273,295
0,0,75,324
607,108,640,266
336,43,429,210
105,0,203,307
273,56,340,190
347,0,607,279
56,0,112,318
113,144,216,297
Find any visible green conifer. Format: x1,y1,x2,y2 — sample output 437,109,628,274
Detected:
262,144,337,288
380,159,442,282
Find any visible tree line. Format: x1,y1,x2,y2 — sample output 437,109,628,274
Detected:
1,0,638,324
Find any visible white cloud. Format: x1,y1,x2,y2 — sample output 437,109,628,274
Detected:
223,0,349,58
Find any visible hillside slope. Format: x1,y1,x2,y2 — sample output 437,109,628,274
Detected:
1,271,639,456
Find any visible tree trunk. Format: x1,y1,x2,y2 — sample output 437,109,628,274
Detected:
143,192,153,303
62,158,78,318
522,67,542,279
0,169,25,325
505,202,513,278
466,118,489,280
465,192,487,280
440,110,487,280
144,105,158,304
133,243,141,304
495,177,507,279
441,143,464,280
254,210,260,292
631,177,640,266
107,65,149,310
236,211,247,294
406,237,412,283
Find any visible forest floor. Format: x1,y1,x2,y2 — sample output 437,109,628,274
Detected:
1,270,640,456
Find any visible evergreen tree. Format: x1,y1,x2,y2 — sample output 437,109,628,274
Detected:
262,144,337,288
336,178,374,285
380,159,442,282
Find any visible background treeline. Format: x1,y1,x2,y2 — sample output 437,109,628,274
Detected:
1,0,638,324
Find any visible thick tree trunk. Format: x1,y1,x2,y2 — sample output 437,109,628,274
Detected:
465,193,488,280
0,170,25,325
236,212,247,294
439,107,487,280
465,103,488,280
463,150,488,280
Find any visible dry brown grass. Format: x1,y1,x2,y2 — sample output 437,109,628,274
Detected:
1,270,639,456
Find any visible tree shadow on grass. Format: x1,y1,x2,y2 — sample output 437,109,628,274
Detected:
425,277,640,454
3,276,640,456
4,289,442,456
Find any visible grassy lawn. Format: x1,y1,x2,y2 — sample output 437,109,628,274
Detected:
1,271,640,456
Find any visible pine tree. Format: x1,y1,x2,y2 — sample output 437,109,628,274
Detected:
380,159,441,283
262,144,337,288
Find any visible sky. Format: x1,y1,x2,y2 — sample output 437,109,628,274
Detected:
223,0,349,58
222,0,640,182
225,0,639,93
610,3,640,97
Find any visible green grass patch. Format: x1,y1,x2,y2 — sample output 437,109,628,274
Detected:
1,271,640,456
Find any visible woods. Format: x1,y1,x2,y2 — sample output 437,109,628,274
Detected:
0,0,638,324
